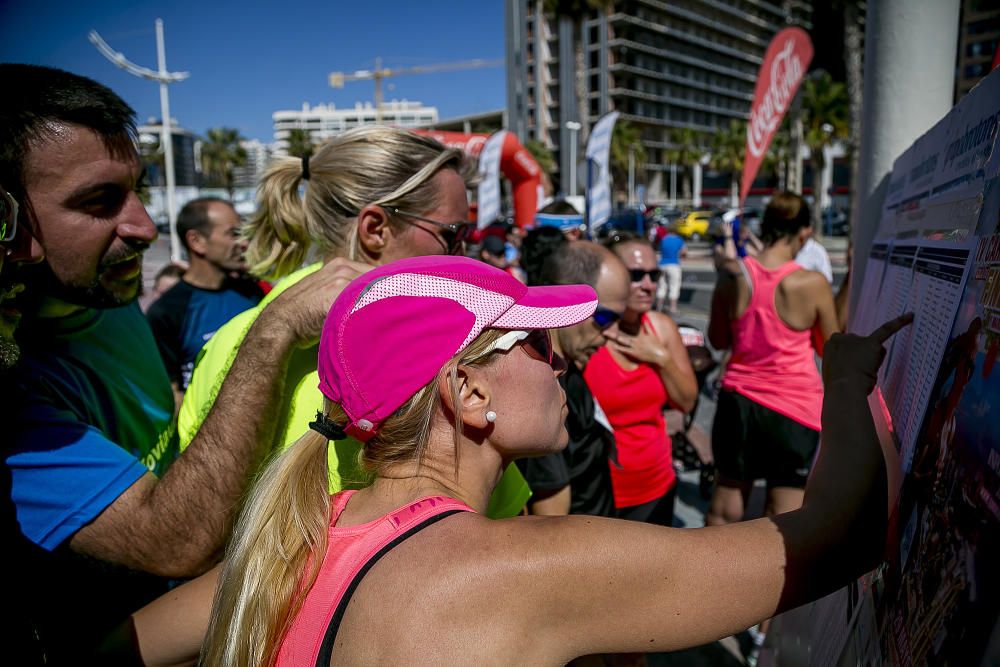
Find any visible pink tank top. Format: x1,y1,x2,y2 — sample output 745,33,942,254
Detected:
721,257,823,431
584,315,676,508
276,491,473,666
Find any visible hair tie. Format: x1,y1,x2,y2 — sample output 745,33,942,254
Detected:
309,411,346,441
301,154,311,181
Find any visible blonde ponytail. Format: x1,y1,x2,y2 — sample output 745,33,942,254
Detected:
245,126,464,281
201,429,330,667
244,157,312,279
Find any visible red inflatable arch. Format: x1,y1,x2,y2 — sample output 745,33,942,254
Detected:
414,130,543,229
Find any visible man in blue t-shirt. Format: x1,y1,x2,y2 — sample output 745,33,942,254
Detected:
1,64,365,658
657,229,687,314
147,198,263,399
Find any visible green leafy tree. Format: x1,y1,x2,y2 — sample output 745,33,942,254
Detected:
609,120,646,199
709,120,746,207
525,139,556,175
762,121,792,187
285,128,314,159
801,71,849,235
664,127,707,203
200,127,248,199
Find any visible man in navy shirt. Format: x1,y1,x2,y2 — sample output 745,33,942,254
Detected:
147,198,264,400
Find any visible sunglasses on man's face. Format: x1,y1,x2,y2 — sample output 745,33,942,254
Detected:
592,306,622,330
384,207,474,255
629,268,662,283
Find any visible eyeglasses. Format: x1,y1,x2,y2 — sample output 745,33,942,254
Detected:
592,306,622,330
629,268,662,283
478,329,555,366
384,207,474,255
0,188,19,244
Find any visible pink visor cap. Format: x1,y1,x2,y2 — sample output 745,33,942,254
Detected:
317,255,598,441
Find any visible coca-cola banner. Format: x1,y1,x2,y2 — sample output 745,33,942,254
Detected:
740,27,813,206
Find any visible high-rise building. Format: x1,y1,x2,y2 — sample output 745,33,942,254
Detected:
955,0,1000,102
505,0,812,201
137,118,200,187
272,100,439,154
232,139,273,189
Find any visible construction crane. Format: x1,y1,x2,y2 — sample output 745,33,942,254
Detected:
329,57,503,124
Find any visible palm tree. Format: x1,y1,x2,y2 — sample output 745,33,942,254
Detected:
709,120,746,207
525,139,556,175
762,122,792,189
664,127,707,204
286,128,314,159
801,71,849,236
543,0,615,140
841,0,865,226
610,120,646,200
200,127,248,199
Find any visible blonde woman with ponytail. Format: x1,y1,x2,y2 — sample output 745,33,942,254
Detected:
121,256,910,665
175,126,532,519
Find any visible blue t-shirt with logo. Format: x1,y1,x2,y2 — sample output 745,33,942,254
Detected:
6,303,179,550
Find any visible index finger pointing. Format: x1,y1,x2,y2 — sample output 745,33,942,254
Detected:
871,312,915,343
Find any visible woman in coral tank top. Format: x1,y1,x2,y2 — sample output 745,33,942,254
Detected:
585,232,698,526
707,192,839,528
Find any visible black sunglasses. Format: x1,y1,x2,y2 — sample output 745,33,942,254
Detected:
384,207,474,255
521,329,554,365
592,306,622,329
629,268,662,283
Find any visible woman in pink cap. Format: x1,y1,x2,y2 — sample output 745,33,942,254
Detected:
189,255,908,665
117,257,910,665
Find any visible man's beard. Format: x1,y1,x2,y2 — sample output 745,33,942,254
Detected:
18,251,144,310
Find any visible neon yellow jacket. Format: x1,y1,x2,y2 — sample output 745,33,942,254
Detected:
178,263,531,518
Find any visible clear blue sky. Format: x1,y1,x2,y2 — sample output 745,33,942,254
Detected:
1,1,507,142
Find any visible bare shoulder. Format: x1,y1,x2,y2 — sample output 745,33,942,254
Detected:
785,267,831,294
644,311,682,343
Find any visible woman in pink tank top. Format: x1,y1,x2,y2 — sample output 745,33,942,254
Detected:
707,192,839,652
585,233,698,525
707,192,839,523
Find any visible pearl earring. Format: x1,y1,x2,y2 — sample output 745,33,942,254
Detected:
485,410,497,423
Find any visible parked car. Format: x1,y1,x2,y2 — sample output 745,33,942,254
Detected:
674,210,713,241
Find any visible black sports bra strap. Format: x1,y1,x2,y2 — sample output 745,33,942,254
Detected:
314,508,465,666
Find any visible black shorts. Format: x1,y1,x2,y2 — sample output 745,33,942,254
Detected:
711,390,819,489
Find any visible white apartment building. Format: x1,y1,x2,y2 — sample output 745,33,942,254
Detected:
272,100,439,154
232,139,273,188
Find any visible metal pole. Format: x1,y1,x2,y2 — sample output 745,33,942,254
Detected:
847,0,960,321
628,147,635,207
155,19,181,263
585,157,593,237
566,121,581,197
569,132,577,197
669,164,677,208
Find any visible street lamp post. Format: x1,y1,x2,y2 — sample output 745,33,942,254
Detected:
565,120,581,197
89,20,189,262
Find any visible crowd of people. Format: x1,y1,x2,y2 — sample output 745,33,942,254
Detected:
3,62,906,666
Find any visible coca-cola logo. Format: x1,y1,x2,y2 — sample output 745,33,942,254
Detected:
746,39,804,159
